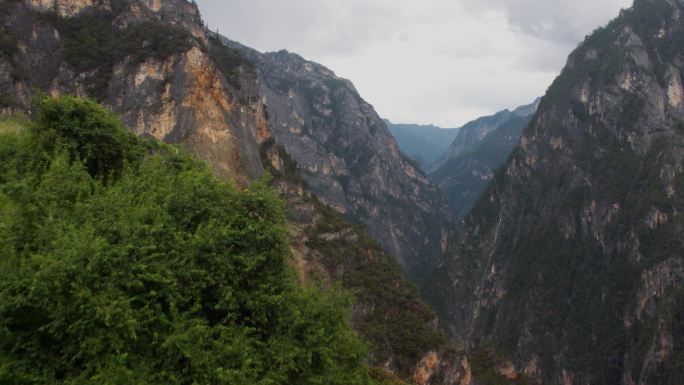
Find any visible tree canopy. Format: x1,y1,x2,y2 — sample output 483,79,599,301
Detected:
0,96,374,385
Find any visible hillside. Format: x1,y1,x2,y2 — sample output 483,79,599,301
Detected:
428,100,539,174
0,0,452,280
426,0,684,384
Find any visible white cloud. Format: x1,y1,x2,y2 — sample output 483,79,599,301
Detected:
196,0,632,127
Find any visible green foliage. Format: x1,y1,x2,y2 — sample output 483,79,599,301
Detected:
0,114,28,135
31,96,143,178
305,201,446,375
0,96,374,385
55,12,195,99
0,94,19,108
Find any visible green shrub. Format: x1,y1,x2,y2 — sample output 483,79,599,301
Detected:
0,96,375,385
31,96,143,178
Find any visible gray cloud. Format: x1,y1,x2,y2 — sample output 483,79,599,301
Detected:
195,0,633,126
198,0,405,56
462,0,632,45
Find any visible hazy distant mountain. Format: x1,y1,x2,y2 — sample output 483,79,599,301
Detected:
385,120,459,169
429,115,532,220
428,99,539,219
428,99,540,173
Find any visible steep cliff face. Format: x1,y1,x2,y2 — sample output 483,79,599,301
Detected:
1,0,264,186
428,111,513,173
427,1,684,384
231,42,453,277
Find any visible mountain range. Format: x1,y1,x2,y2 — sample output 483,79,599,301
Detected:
1,0,683,384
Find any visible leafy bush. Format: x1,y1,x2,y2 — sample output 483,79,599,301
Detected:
31,96,143,178
0,96,374,385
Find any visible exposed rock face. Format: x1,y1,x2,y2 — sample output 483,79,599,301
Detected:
2,0,262,186
25,0,205,39
427,1,684,384
232,43,453,277
26,0,112,17
412,351,472,385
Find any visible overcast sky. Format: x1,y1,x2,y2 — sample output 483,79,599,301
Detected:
196,0,632,127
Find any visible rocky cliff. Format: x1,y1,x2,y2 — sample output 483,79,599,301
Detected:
1,0,265,186
3,0,452,279
427,0,684,384
229,41,453,278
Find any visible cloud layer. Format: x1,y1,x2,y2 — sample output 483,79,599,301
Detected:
196,0,632,127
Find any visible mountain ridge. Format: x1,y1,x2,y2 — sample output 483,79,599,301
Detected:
426,0,684,383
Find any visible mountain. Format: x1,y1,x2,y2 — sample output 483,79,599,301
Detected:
430,115,532,220
427,100,539,220
384,120,459,169
428,100,540,174
0,1,460,383
426,0,684,384
229,42,453,278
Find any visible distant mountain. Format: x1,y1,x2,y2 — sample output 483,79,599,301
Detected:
428,99,539,219
384,120,459,169
428,99,540,173
430,115,532,220
426,0,684,383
